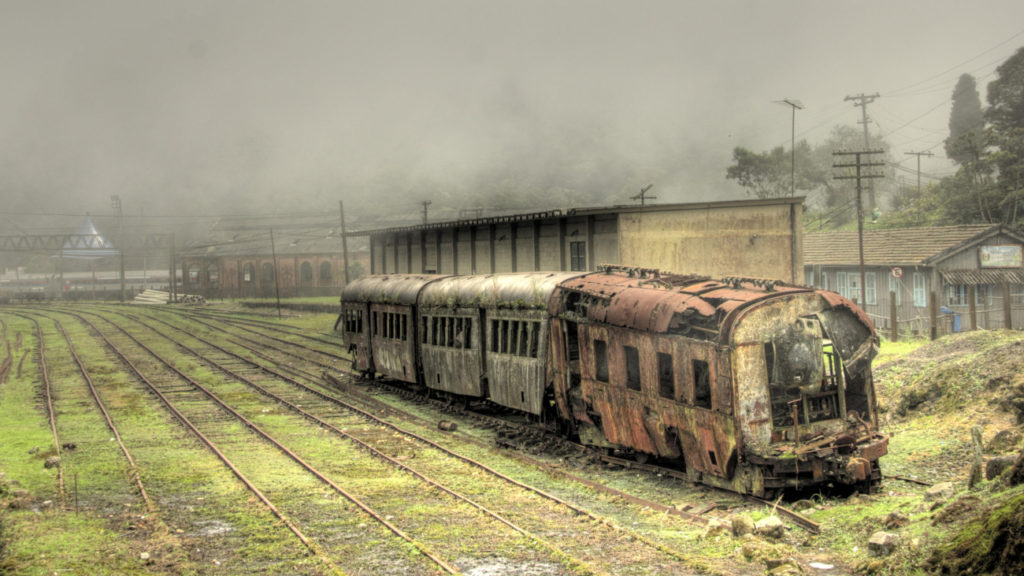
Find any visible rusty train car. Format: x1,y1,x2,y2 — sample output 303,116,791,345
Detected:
336,266,888,496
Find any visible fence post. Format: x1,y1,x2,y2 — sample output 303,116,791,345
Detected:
1004,283,1013,330
929,291,938,340
968,285,977,331
889,290,898,342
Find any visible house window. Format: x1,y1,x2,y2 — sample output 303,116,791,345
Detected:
188,265,200,285
821,271,829,291
847,274,861,303
319,261,332,283
836,272,847,299
976,284,992,306
206,264,220,288
805,269,815,286
913,272,927,308
1012,286,1024,306
594,339,609,382
300,261,313,284
865,272,876,305
657,353,674,399
570,241,586,271
889,275,901,306
243,263,255,283
947,285,968,306
624,346,641,391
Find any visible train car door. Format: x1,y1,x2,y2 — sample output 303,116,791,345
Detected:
338,301,372,374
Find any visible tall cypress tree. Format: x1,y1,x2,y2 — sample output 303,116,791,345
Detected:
945,73,985,165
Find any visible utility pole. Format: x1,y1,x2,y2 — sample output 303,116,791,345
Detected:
833,149,886,307
775,98,804,196
421,201,432,225
845,93,880,212
904,150,934,194
111,195,125,303
630,184,655,206
339,200,350,286
269,229,282,320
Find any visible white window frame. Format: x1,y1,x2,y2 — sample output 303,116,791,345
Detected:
864,272,876,305
947,284,968,306
913,272,927,308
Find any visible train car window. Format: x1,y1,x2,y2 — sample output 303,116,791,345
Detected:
624,346,641,391
529,322,540,357
491,320,499,352
519,322,529,357
372,311,379,336
356,310,362,333
502,320,511,354
594,339,609,382
401,314,408,341
657,353,674,399
463,319,472,349
433,317,440,346
694,360,711,408
447,317,455,347
421,317,428,344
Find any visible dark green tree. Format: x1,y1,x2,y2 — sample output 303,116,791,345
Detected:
985,46,1024,225
945,74,986,165
726,141,816,199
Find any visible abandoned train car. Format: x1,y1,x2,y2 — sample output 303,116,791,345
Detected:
337,267,888,496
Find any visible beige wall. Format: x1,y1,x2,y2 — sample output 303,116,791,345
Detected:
617,201,802,282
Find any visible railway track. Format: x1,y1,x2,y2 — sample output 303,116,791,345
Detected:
107,306,713,575
144,305,821,535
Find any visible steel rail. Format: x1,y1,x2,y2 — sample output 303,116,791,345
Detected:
62,311,349,576
120,311,604,576
133,309,704,572
52,314,154,511
10,313,66,503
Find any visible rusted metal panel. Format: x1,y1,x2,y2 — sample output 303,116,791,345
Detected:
419,308,485,397
369,303,418,384
485,309,550,414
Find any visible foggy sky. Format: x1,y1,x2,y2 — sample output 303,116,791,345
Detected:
3,1,1024,228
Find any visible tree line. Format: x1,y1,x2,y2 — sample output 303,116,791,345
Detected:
726,46,1024,231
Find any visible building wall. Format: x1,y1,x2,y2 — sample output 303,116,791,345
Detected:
618,201,801,282
182,252,366,300
368,199,802,280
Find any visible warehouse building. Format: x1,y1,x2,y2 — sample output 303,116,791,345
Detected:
359,197,804,283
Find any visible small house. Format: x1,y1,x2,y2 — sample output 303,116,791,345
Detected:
804,225,1024,335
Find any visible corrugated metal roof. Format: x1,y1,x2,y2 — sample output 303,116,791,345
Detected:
803,225,1004,266
939,269,1024,285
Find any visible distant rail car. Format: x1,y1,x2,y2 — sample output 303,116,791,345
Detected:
0,271,172,301
337,266,887,496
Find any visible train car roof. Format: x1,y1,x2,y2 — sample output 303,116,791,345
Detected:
552,269,815,338
419,272,589,310
340,274,451,305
